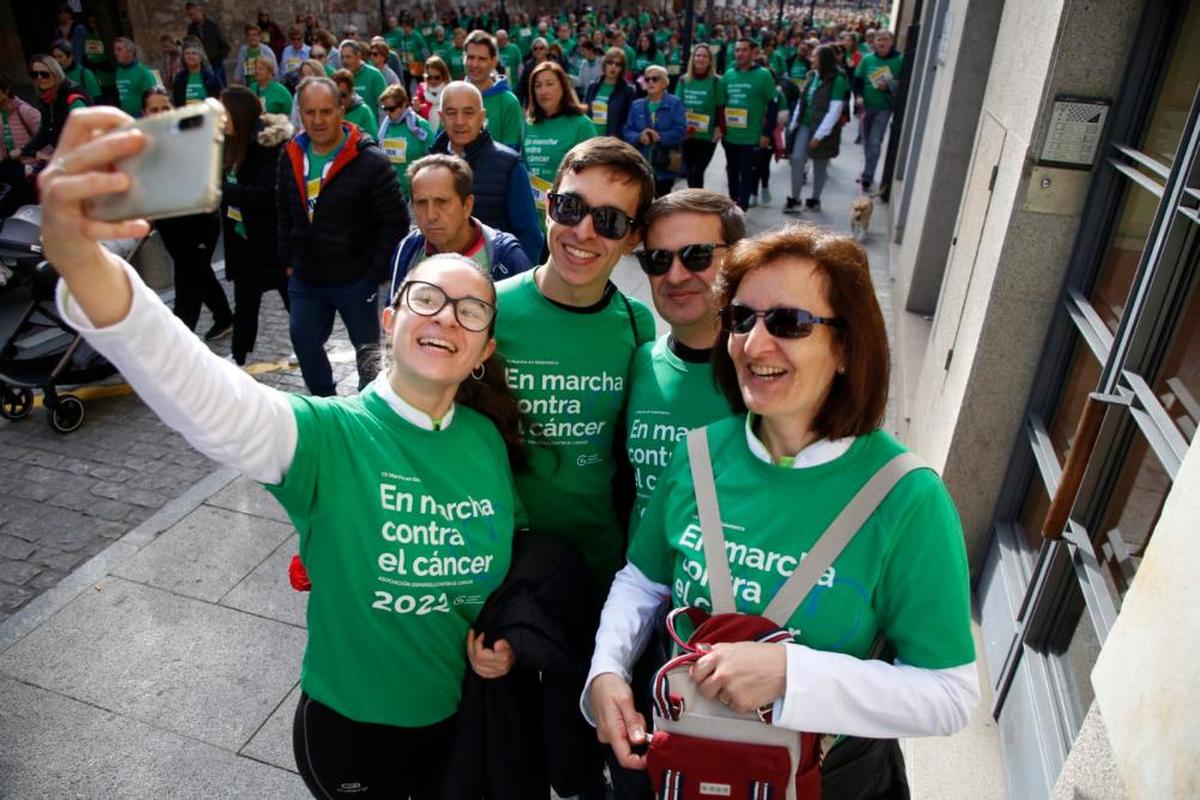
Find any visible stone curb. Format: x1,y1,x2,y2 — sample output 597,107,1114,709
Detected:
0,465,240,655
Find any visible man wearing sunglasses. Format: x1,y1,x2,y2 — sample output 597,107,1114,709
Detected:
494,137,655,598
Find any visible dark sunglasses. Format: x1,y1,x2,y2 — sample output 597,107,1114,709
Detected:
394,280,496,332
719,303,845,339
636,243,725,275
547,192,637,240
29,70,53,79
381,104,401,112
645,76,663,83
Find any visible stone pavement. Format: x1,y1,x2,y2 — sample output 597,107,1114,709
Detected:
0,144,1003,797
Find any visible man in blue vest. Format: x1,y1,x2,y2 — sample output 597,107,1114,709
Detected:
429,81,543,260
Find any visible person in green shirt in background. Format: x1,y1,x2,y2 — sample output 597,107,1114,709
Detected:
631,32,664,80
854,29,903,190
82,15,115,103
718,38,778,210
676,43,721,189
552,23,577,61
249,57,292,116
495,137,656,595
333,68,379,137
387,15,430,94
51,40,101,100
377,83,432,200
496,30,524,81
521,61,596,223
340,39,386,120
113,37,158,118
446,29,468,79
169,42,220,108
625,189,742,523
663,34,684,92
464,30,523,150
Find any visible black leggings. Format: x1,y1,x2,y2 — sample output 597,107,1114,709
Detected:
682,138,717,188
293,692,456,799
157,213,231,332
231,275,289,364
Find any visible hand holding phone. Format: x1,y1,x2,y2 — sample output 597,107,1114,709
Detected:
86,98,226,223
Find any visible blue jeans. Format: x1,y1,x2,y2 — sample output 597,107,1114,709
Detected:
288,275,380,396
862,109,892,185
722,141,760,210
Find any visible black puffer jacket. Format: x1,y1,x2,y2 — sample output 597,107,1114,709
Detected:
19,80,91,157
276,122,408,286
222,113,292,287
584,77,636,138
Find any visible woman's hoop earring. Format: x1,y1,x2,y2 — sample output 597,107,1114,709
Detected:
471,363,485,380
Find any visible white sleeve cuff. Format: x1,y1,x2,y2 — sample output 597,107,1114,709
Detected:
773,643,981,738
814,100,844,140
579,562,670,727
56,255,298,484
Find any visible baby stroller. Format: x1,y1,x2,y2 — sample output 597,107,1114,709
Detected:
0,205,134,433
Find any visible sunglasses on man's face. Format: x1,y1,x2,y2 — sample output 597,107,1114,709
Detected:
636,243,725,276
547,192,637,240
29,70,53,79
719,303,845,339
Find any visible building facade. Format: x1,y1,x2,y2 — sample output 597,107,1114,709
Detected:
888,0,1199,796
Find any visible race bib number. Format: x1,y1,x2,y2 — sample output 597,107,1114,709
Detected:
869,66,893,89
85,40,103,56
726,107,748,128
306,178,321,220
244,59,257,76
591,100,609,125
685,111,710,134
285,57,301,73
668,64,681,76
382,137,408,164
530,174,552,212
227,206,243,222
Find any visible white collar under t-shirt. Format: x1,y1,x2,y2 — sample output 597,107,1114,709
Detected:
743,413,854,468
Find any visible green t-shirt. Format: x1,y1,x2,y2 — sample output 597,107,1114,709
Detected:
788,57,809,89
304,133,345,220
591,82,615,135
675,74,718,141
628,418,976,672
378,115,433,198
344,102,378,139
266,384,522,726
65,63,102,100
516,27,535,56
84,34,114,86
481,86,524,150
251,79,293,115
633,52,665,76
495,269,655,588
387,30,430,70
499,43,523,78
522,114,596,212
801,71,850,128
623,45,637,72
115,61,157,117
184,70,207,104
445,48,466,80
769,49,787,78
665,48,683,78
353,63,387,115
625,336,730,523
855,51,903,111
717,65,775,145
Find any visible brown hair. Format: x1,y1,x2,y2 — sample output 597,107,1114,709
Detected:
525,61,586,123
331,68,355,91
603,46,627,71
423,55,450,83
643,189,746,246
220,85,261,171
463,29,498,58
380,83,410,106
406,154,474,202
711,224,889,440
551,137,656,224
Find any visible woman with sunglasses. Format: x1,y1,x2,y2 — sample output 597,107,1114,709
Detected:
622,65,686,198
584,47,635,137
586,225,978,795
38,106,526,798
18,55,90,168
413,55,450,132
377,83,432,201
522,61,595,221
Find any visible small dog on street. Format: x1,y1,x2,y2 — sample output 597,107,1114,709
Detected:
850,196,874,240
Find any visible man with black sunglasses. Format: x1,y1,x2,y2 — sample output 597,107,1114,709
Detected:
493,137,656,599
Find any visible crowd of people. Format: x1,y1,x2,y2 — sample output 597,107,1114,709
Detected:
8,3,976,800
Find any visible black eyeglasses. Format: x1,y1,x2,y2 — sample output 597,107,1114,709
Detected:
395,280,496,332
719,303,845,339
636,243,726,275
29,70,53,79
547,192,637,240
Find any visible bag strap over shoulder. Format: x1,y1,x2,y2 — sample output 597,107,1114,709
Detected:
761,451,927,626
686,427,736,615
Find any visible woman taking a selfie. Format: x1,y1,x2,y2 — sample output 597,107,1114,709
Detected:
585,225,979,796
142,87,233,341
219,86,291,366
38,105,524,799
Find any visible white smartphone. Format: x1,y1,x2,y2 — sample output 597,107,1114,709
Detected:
87,98,226,222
